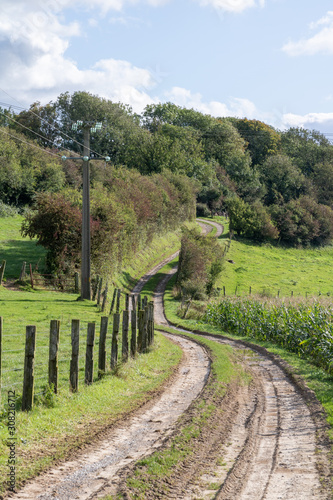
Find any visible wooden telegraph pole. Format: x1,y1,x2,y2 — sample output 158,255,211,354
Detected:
62,122,110,300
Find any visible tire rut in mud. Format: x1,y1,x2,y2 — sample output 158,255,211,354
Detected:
113,334,331,500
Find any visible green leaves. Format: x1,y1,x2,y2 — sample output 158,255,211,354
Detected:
205,299,333,373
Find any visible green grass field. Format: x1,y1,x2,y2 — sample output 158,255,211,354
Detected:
213,217,333,298
0,215,46,278
0,215,189,410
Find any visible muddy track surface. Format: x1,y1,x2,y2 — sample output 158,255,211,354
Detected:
9,220,332,499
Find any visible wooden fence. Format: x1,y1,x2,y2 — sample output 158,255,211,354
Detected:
0,293,154,411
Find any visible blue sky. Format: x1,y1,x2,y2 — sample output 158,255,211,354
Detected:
1,0,333,137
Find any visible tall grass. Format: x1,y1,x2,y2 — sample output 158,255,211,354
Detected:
204,298,333,373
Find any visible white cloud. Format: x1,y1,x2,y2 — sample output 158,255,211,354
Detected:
196,0,265,14
164,87,260,118
283,11,333,56
282,111,333,129
0,0,159,112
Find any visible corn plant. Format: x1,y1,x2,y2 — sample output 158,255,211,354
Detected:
204,298,333,373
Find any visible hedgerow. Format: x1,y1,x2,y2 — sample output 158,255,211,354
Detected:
22,167,197,276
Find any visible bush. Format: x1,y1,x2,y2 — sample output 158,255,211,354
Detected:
226,197,279,242
0,202,19,217
196,202,211,218
177,227,224,299
270,196,333,246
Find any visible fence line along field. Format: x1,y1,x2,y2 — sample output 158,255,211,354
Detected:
0,289,154,410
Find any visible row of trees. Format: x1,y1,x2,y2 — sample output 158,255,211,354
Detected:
1,91,333,247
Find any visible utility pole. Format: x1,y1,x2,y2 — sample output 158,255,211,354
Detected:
81,125,91,299
62,121,109,300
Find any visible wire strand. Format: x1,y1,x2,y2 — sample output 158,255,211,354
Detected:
0,89,106,159
0,127,61,158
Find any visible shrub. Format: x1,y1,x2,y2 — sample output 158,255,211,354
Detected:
270,196,333,246
22,168,197,277
226,197,279,242
196,202,211,218
177,227,224,300
0,202,19,217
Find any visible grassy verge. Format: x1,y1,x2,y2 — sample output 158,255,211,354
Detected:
196,217,218,236
105,221,196,294
0,332,183,494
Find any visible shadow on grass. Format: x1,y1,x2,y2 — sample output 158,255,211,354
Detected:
0,240,46,278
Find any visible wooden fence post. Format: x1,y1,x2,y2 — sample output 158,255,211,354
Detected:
92,276,100,301
142,305,148,352
223,285,226,297
101,282,108,312
111,313,120,370
85,323,96,385
148,301,154,345
19,262,26,281
0,260,6,285
137,309,144,353
116,289,121,313
98,316,108,378
22,326,36,411
74,272,79,294
48,320,60,393
70,320,80,392
122,297,129,362
29,264,34,289
131,306,137,357
109,288,117,315
97,278,103,306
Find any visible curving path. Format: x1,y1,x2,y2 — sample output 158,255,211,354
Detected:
9,219,331,499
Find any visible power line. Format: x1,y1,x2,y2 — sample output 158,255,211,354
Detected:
0,88,105,159
0,108,61,150
0,127,61,159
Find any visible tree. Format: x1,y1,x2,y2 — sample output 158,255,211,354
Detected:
226,196,278,241
281,127,333,175
270,196,333,246
0,106,15,127
312,162,333,208
0,128,65,206
259,154,310,205
11,101,59,148
231,118,281,166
